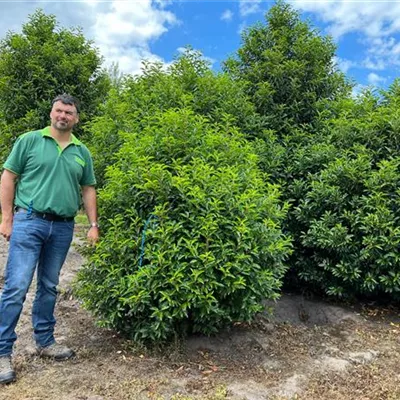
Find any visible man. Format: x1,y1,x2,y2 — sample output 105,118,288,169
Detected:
0,94,99,384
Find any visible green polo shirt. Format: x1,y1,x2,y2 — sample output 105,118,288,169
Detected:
3,127,96,217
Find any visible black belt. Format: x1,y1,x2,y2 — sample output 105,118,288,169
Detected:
16,207,74,222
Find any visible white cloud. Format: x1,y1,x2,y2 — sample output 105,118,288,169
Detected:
361,36,400,70
77,1,178,76
239,0,263,17
0,0,179,77
153,0,175,7
92,1,177,47
363,57,386,71
367,72,386,86
290,1,400,77
290,1,400,39
83,0,98,7
89,0,178,75
334,56,357,74
221,9,234,22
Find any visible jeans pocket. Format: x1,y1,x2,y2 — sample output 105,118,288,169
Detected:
14,211,28,220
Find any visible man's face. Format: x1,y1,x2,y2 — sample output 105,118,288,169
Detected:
50,101,79,132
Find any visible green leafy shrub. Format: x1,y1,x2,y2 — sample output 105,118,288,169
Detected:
86,50,266,188
284,86,400,299
75,109,291,342
222,0,400,301
224,0,350,136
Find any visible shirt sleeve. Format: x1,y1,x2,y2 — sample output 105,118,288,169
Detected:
80,146,96,186
3,134,30,175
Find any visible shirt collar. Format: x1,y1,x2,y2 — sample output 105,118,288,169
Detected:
41,126,82,146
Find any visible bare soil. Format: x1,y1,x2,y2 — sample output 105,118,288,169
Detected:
0,232,399,400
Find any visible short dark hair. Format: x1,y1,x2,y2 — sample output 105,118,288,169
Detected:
51,94,80,114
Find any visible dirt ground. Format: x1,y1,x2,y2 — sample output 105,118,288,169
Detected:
0,232,399,400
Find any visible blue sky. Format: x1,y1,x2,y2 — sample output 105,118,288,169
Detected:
0,1,399,91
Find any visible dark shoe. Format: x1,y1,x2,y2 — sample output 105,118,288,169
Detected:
37,343,75,361
0,356,16,384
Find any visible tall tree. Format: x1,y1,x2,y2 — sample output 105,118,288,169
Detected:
87,49,275,188
224,0,351,135
0,9,110,142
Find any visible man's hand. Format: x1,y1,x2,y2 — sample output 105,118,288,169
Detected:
82,185,99,246
0,219,13,241
87,226,99,245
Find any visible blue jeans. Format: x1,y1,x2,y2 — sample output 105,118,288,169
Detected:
0,211,74,356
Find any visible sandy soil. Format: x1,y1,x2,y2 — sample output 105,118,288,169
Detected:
0,233,399,400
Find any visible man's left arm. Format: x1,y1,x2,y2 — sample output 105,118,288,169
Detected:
81,185,99,244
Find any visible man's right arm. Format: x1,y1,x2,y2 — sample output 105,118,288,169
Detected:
0,170,17,241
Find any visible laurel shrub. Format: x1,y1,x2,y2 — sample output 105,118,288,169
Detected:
76,108,291,341
87,51,265,188
284,87,400,299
